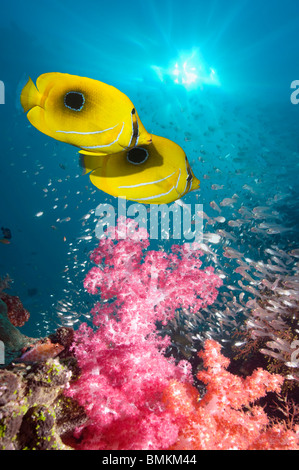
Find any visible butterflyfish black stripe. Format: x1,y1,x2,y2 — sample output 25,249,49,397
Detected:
129,108,139,148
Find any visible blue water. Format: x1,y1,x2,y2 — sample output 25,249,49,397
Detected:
0,0,299,338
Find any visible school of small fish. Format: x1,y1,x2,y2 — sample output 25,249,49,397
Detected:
10,80,299,382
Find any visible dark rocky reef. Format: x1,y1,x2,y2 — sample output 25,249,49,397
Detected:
0,353,87,450
0,306,87,450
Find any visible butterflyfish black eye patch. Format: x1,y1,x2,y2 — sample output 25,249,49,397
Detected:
127,147,149,165
64,91,85,111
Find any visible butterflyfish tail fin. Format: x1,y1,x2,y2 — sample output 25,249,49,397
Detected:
20,77,42,113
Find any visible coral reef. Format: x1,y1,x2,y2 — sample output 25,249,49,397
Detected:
0,276,34,363
0,360,86,450
165,340,298,450
0,220,298,450
0,273,85,450
0,293,30,327
65,218,222,449
64,219,298,450
0,298,33,363
0,327,86,450
229,264,299,397
244,267,299,383
17,338,65,363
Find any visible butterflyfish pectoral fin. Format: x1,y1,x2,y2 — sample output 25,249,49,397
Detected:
79,153,106,175
79,149,109,157
20,77,43,113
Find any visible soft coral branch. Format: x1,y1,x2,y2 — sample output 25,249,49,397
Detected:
66,218,222,449
66,218,298,450
164,340,298,450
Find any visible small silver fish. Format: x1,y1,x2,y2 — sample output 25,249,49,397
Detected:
220,195,238,207
217,229,237,242
228,219,244,228
210,200,222,213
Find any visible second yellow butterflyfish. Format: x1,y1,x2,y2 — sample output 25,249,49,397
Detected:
80,134,200,204
20,72,152,155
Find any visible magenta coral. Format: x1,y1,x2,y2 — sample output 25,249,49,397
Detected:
84,217,222,330
66,218,222,450
67,322,188,449
66,218,298,450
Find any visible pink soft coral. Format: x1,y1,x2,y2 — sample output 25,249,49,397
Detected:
66,218,222,450
84,217,221,330
66,218,298,450
164,340,299,450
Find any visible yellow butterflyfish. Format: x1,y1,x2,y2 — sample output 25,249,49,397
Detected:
20,72,152,155
80,134,200,204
